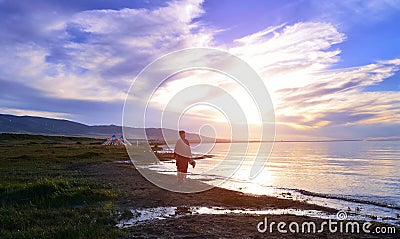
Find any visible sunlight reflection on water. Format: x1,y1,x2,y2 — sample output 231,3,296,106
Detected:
146,141,400,222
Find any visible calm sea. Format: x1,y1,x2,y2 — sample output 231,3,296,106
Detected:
156,140,400,222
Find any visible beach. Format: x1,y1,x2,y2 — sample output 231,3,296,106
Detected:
0,135,398,238
88,160,399,238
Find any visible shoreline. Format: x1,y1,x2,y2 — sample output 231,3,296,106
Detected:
87,160,399,238
145,151,400,223
103,160,400,222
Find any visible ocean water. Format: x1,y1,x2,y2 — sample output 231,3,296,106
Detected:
153,140,400,223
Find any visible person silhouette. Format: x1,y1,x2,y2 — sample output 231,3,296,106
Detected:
174,130,195,184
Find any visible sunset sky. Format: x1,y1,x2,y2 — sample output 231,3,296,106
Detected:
1,0,399,140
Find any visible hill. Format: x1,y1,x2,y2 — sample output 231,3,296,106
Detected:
0,114,210,142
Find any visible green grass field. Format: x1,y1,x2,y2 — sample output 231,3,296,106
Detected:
0,134,130,238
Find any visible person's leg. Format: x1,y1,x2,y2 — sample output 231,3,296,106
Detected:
179,171,184,183
183,172,187,182
182,164,188,182
177,170,185,184
177,171,181,183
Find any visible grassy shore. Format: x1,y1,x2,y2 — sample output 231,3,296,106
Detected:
0,134,129,238
0,134,398,238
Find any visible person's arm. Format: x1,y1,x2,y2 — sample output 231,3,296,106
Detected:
185,140,196,167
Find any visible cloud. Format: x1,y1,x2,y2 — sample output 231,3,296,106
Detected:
0,78,123,124
142,21,400,139
0,1,219,122
0,0,215,102
272,61,400,127
226,22,400,139
0,108,71,119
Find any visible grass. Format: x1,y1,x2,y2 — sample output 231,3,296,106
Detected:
0,134,130,238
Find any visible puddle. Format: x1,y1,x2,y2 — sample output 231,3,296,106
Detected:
117,206,400,228
117,206,337,228
117,207,177,227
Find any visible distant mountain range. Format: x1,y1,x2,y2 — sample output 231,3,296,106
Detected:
0,114,213,142
3,114,398,143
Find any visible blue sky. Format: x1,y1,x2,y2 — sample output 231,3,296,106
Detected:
0,0,399,140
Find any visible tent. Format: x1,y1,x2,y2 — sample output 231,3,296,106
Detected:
102,135,130,145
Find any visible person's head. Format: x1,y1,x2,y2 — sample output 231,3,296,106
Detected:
179,130,186,139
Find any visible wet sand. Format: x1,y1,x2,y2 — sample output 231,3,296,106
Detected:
87,161,399,238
